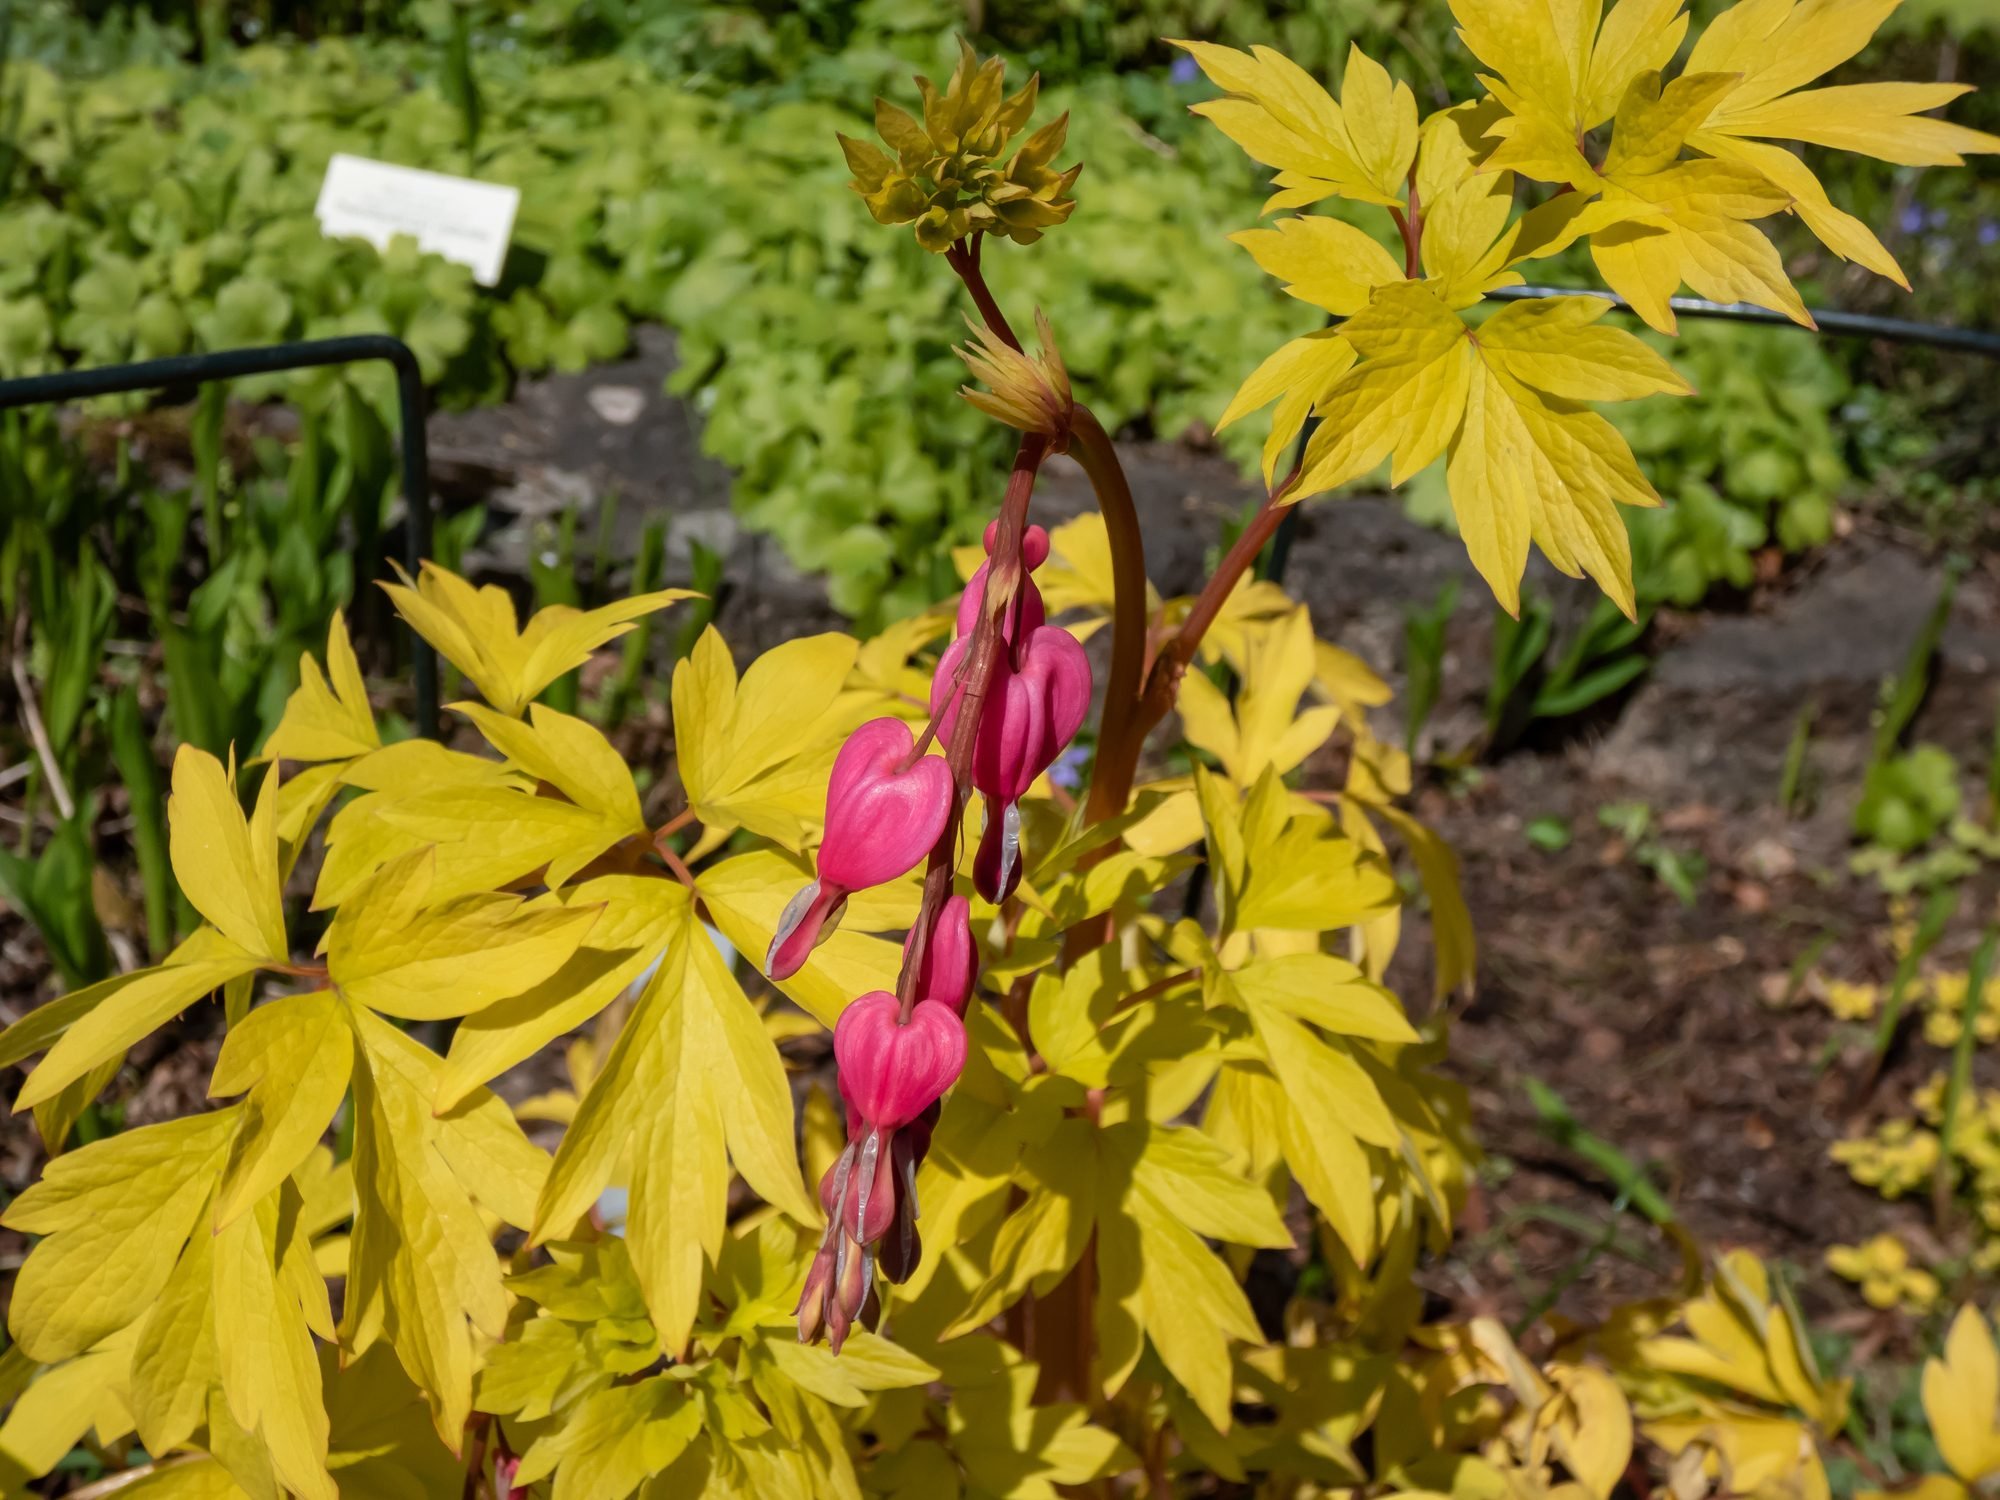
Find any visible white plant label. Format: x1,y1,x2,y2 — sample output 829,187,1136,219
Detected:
314,152,520,287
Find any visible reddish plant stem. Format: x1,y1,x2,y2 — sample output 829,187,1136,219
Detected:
944,233,1022,351
1065,406,1150,825
894,432,1050,1022
1078,467,1302,843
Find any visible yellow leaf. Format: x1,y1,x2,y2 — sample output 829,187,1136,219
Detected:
0,1331,141,1485
384,561,694,717
363,1016,551,1232
1229,217,1403,317
1446,299,1674,616
344,1007,508,1448
366,783,625,901
212,1195,335,1500
1103,1165,1264,1430
1229,953,1419,1041
1173,38,1413,207
696,849,902,1027
169,746,287,962
326,848,602,1021
1249,998,1400,1148
1592,158,1804,336
209,990,353,1228
1296,281,1473,498
1135,1121,1292,1248
1449,0,1688,150
1926,1305,2000,1484
2,1109,237,1361
131,1202,221,1457
263,609,379,765
438,875,684,1109
455,701,646,849
534,907,815,1352
672,626,859,851
13,927,259,1113
511,1376,702,1495
1217,330,1359,486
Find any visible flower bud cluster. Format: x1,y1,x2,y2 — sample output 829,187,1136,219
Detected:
835,40,1079,253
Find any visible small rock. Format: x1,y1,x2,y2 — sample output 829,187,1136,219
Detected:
587,384,647,426
1740,836,1798,880
1732,881,1771,914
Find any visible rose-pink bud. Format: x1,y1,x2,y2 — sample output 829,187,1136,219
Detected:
767,718,953,980
833,991,967,1130
907,894,976,1014
956,522,1052,641
982,519,1051,568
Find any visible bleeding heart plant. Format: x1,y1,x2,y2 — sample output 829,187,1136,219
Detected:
0,11,1991,1499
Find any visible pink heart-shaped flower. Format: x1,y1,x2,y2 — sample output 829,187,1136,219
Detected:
833,991,967,1130
819,718,954,892
930,626,1092,803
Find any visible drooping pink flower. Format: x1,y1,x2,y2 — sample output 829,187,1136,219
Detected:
930,623,1091,902
907,894,976,1014
767,718,953,980
833,991,967,1131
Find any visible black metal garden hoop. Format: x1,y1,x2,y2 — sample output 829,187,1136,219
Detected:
0,334,439,737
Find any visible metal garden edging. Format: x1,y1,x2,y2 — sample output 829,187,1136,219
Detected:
0,334,440,738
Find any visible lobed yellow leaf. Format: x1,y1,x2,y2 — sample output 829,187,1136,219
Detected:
673,626,859,852
384,560,694,718
327,847,603,1021
262,608,379,765
696,849,902,1027
212,1195,336,1500
534,907,814,1353
209,990,354,1228
343,1008,509,1448
12,927,260,1112
455,700,646,840
1926,1306,2000,1485
3,1109,237,1361
437,875,684,1109
168,746,287,963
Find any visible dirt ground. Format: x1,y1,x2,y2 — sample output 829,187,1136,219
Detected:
7,365,1999,1350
